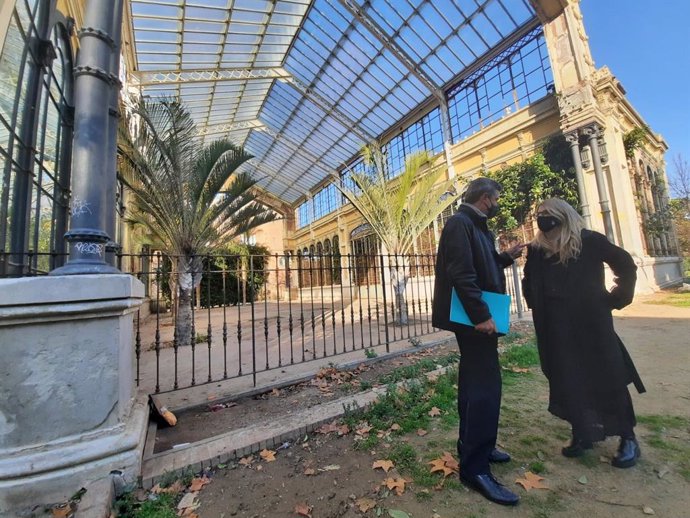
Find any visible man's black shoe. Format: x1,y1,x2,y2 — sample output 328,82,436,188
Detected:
611,438,640,468
489,448,511,463
561,438,593,458
460,472,519,506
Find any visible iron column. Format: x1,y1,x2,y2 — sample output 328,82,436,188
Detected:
52,0,124,274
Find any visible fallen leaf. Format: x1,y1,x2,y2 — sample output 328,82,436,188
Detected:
416,429,428,437
429,458,450,475
372,459,395,472
319,464,341,471
180,510,199,518
356,423,373,435
177,492,198,510
260,449,277,462
337,424,350,436
390,423,401,431
189,477,210,492
271,388,281,396
515,471,549,491
577,475,588,485
51,504,74,518
239,456,254,466
303,468,316,476
440,452,458,467
428,407,441,417
383,477,406,495
388,510,410,518
317,422,339,434
643,507,655,515
356,497,377,512
294,502,313,517
656,466,670,479
152,480,185,494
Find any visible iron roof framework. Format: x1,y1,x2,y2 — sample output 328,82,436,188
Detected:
126,0,538,205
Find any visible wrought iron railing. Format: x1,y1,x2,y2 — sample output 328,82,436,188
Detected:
0,250,527,394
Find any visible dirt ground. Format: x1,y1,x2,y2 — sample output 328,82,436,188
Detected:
185,294,690,518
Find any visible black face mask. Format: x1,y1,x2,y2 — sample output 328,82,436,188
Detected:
485,202,499,219
537,215,561,232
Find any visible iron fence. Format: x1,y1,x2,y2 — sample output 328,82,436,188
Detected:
0,250,527,394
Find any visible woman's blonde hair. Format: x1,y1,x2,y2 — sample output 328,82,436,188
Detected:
532,198,585,263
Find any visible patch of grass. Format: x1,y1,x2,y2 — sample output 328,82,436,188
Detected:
529,461,546,474
644,291,690,307
637,414,690,433
364,348,378,359
576,451,599,468
345,368,459,451
638,414,690,480
522,492,566,518
378,352,459,385
114,493,177,518
157,468,195,488
500,340,540,369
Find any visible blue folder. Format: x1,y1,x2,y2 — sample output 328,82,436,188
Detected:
450,288,511,335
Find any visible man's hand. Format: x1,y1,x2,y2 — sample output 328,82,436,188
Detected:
475,318,497,334
505,243,525,259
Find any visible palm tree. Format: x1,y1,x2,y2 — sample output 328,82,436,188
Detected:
337,143,460,324
118,99,276,347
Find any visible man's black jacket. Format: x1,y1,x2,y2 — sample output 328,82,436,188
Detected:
432,204,513,335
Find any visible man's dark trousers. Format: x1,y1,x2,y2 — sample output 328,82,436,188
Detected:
455,331,502,477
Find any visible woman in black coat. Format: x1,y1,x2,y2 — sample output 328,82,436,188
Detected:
522,198,645,468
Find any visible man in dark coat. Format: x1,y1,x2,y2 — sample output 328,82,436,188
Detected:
432,178,524,506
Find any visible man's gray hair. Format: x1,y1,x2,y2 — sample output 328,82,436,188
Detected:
462,177,502,204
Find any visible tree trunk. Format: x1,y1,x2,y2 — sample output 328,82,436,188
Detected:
390,265,408,325
175,255,196,347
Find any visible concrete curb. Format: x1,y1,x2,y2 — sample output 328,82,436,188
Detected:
141,360,458,488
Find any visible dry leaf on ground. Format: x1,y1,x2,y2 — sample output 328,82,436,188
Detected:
316,422,339,434
151,480,185,494
372,459,395,472
428,407,441,417
238,456,254,466
319,464,340,472
294,502,313,517
356,422,373,435
428,459,454,477
389,423,401,431
383,477,406,495
515,471,549,490
356,497,377,512
177,492,198,510
51,504,74,518
428,452,459,477
260,449,277,462
188,477,210,492
303,468,316,476
416,429,428,436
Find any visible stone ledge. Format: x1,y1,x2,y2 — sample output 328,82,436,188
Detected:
0,274,144,308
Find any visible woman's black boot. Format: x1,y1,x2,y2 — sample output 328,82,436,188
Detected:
561,437,593,458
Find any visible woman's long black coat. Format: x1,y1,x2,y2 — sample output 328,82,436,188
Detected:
522,230,645,429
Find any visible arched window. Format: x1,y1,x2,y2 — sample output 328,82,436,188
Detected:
332,235,341,284
0,1,74,276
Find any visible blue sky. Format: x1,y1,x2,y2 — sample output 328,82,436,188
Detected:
580,0,690,182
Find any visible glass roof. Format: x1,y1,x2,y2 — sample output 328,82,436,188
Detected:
128,0,536,204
